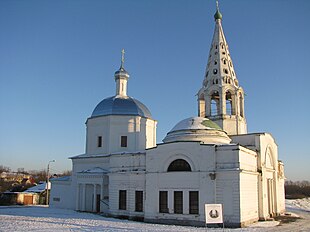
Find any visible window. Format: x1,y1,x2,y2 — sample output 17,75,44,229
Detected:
224,69,228,74
159,191,168,213
121,136,127,147
97,136,102,147
135,191,143,212
189,191,199,214
213,69,218,74
167,159,191,172
214,60,217,65
222,52,226,55
174,191,183,214
119,190,126,210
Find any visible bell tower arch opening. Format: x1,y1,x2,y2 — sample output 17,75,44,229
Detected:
210,91,220,116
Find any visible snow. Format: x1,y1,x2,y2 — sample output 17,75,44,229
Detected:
286,197,310,212
24,182,49,193
0,199,309,232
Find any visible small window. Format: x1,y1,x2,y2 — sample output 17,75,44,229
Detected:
224,69,228,74
189,191,199,214
168,159,191,172
119,190,126,210
174,191,183,214
215,51,218,55
97,136,102,147
215,45,218,49
159,191,168,213
223,59,227,65
215,79,219,84
213,69,218,74
135,191,143,212
214,60,217,65
222,52,226,55
121,136,127,147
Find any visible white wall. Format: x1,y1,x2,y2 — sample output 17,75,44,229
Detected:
86,115,156,155
50,180,75,209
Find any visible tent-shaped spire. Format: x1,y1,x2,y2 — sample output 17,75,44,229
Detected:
197,2,247,135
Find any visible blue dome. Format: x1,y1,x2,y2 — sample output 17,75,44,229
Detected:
91,96,152,118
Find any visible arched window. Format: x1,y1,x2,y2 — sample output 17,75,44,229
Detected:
167,159,191,172
239,92,244,117
211,91,220,116
226,91,233,115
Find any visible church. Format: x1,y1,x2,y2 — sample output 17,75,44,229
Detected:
50,4,285,228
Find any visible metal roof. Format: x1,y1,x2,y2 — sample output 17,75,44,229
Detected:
91,96,152,119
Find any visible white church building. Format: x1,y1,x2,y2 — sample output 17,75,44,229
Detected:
50,4,285,227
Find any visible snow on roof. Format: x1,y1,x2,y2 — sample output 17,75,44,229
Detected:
78,167,109,174
24,182,50,193
70,151,146,159
50,176,71,182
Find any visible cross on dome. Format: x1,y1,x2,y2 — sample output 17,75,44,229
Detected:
121,48,125,68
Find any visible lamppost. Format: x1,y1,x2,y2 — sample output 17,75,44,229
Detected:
46,160,55,205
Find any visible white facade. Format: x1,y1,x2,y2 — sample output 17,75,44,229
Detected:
50,4,285,228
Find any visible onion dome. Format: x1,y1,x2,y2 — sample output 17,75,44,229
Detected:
163,117,231,144
214,0,222,20
214,9,222,20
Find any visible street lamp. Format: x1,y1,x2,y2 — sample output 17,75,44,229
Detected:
46,160,55,205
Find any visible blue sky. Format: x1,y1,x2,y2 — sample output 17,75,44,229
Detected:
0,0,309,181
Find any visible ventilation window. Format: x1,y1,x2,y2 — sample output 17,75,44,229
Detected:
230,61,232,67
213,69,218,74
224,69,228,74
167,159,191,172
228,78,231,84
222,52,226,55
215,45,218,49
214,60,217,65
223,59,227,65
215,79,219,84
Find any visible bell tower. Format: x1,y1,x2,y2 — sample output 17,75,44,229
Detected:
197,1,247,135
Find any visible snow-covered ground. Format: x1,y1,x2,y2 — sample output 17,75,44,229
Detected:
0,199,309,232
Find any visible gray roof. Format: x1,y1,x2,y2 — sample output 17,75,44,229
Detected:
91,96,152,118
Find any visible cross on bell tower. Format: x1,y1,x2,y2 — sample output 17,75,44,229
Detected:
197,2,247,135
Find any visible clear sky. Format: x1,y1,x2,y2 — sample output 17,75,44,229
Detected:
0,0,309,181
